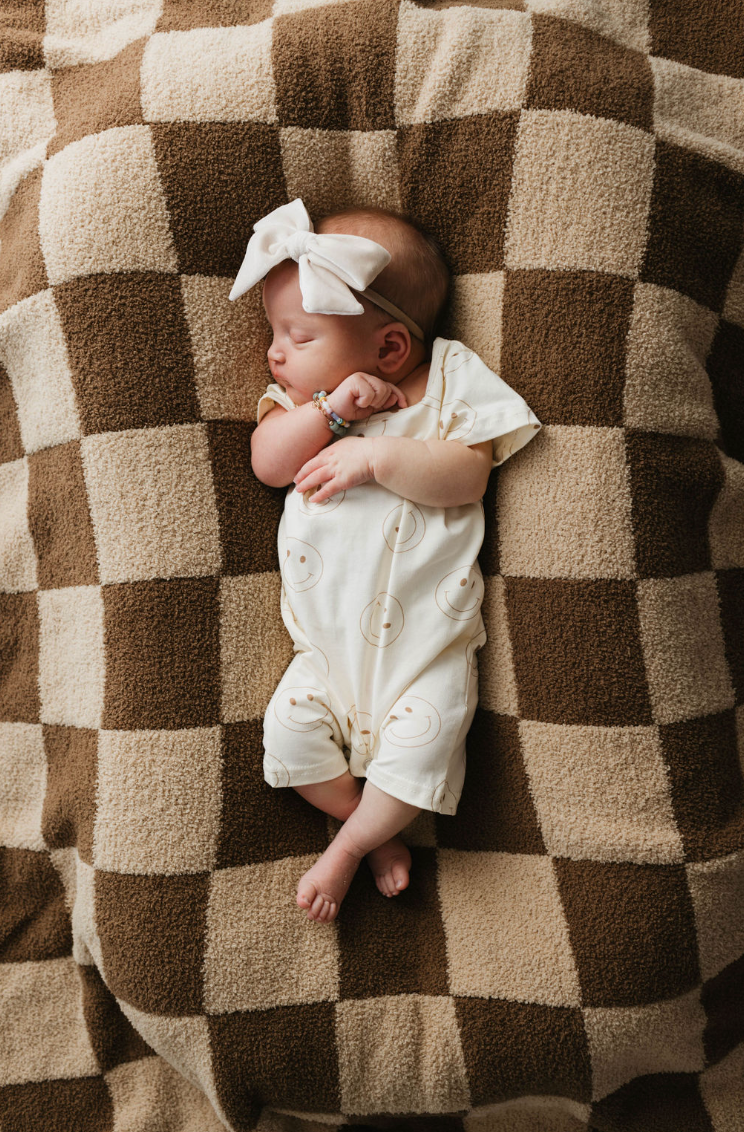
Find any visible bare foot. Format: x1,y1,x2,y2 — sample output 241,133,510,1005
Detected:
366,835,412,898
297,836,364,923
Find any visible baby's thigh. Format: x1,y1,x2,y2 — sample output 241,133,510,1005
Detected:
368,650,479,814
263,654,349,787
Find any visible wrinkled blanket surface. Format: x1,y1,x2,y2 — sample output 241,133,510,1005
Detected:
1,1,743,1130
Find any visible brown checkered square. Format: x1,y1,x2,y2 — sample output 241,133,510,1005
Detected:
507,578,653,725
554,858,700,1007
649,0,744,80
501,270,634,427
96,871,211,1015
0,847,71,962
273,0,398,131
0,592,39,722
0,1,44,73
151,122,286,276
627,433,724,577
641,141,744,312
28,442,98,589
102,579,221,729
525,13,654,129
54,274,200,435
455,996,591,1105
399,115,519,273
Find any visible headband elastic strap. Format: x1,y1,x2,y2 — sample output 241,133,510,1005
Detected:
360,287,425,342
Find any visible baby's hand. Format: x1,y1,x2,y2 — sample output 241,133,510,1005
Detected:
329,372,407,422
293,436,374,503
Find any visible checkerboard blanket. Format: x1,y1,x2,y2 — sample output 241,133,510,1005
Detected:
1,1,743,1129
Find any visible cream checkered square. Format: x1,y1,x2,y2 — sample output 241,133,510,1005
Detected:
584,989,707,1101
496,425,636,580
438,849,581,1006
0,723,46,851
0,956,99,1085
336,994,470,1115
43,0,161,68
204,856,341,1013
504,109,655,276
106,1057,227,1132
395,2,531,126
92,728,222,874
39,126,178,286
280,127,402,216
0,70,55,167
637,572,736,725
624,283,720,440
37,585,105,728
115,1002,225,1117
520,720,684,864
0,458,38,593
81,424,222,584
478,576,520,717
141,23,277,124
448,273,505,374
0,290,81,455
50,849,99,969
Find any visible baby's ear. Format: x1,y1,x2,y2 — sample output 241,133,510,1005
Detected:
376,325,411,373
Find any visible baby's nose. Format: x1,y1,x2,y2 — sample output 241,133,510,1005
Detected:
267,342,284,362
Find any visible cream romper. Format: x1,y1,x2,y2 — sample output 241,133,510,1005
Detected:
258,338,542,815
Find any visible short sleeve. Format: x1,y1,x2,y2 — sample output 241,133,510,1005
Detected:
438,340,541,469
256,382,298,424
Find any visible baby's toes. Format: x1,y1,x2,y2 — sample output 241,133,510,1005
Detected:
391,860,409,894
296,879,317,910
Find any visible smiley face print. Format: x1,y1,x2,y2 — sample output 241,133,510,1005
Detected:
264,754,291,788
431,779,458,815
381,694,442,748
273,686,335,733
297,486,345,515
382,502,426,553
439,398,476,441
281,537,323,592
347,704,374,757
435,565,484,621
360,592,405,648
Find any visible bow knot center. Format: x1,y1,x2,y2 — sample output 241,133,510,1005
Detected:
283,230,313,262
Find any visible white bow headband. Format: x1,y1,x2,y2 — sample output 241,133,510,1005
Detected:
229,198,425,341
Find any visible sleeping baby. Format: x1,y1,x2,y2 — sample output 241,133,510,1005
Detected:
232,198,541,923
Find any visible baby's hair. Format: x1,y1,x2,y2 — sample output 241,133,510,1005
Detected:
315,206,450,345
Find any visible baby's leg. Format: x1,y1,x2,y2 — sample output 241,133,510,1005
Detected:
297,781,421,923
294,769,363,821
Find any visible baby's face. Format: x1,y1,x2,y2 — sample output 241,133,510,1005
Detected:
262,261,382,405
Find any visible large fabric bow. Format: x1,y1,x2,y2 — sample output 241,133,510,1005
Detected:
229,198,391,314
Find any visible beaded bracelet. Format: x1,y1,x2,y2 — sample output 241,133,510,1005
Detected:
312,391,351,437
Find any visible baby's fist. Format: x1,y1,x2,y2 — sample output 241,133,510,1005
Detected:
332,372,407,420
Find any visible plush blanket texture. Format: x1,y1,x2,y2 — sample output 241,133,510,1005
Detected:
1,1,744,1129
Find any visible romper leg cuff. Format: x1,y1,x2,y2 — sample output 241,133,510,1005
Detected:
363,763,461,816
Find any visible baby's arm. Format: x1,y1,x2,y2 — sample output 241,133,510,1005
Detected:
369,436,493,507
251,374,406,487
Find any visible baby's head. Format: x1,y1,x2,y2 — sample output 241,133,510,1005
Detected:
262,207,449,406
